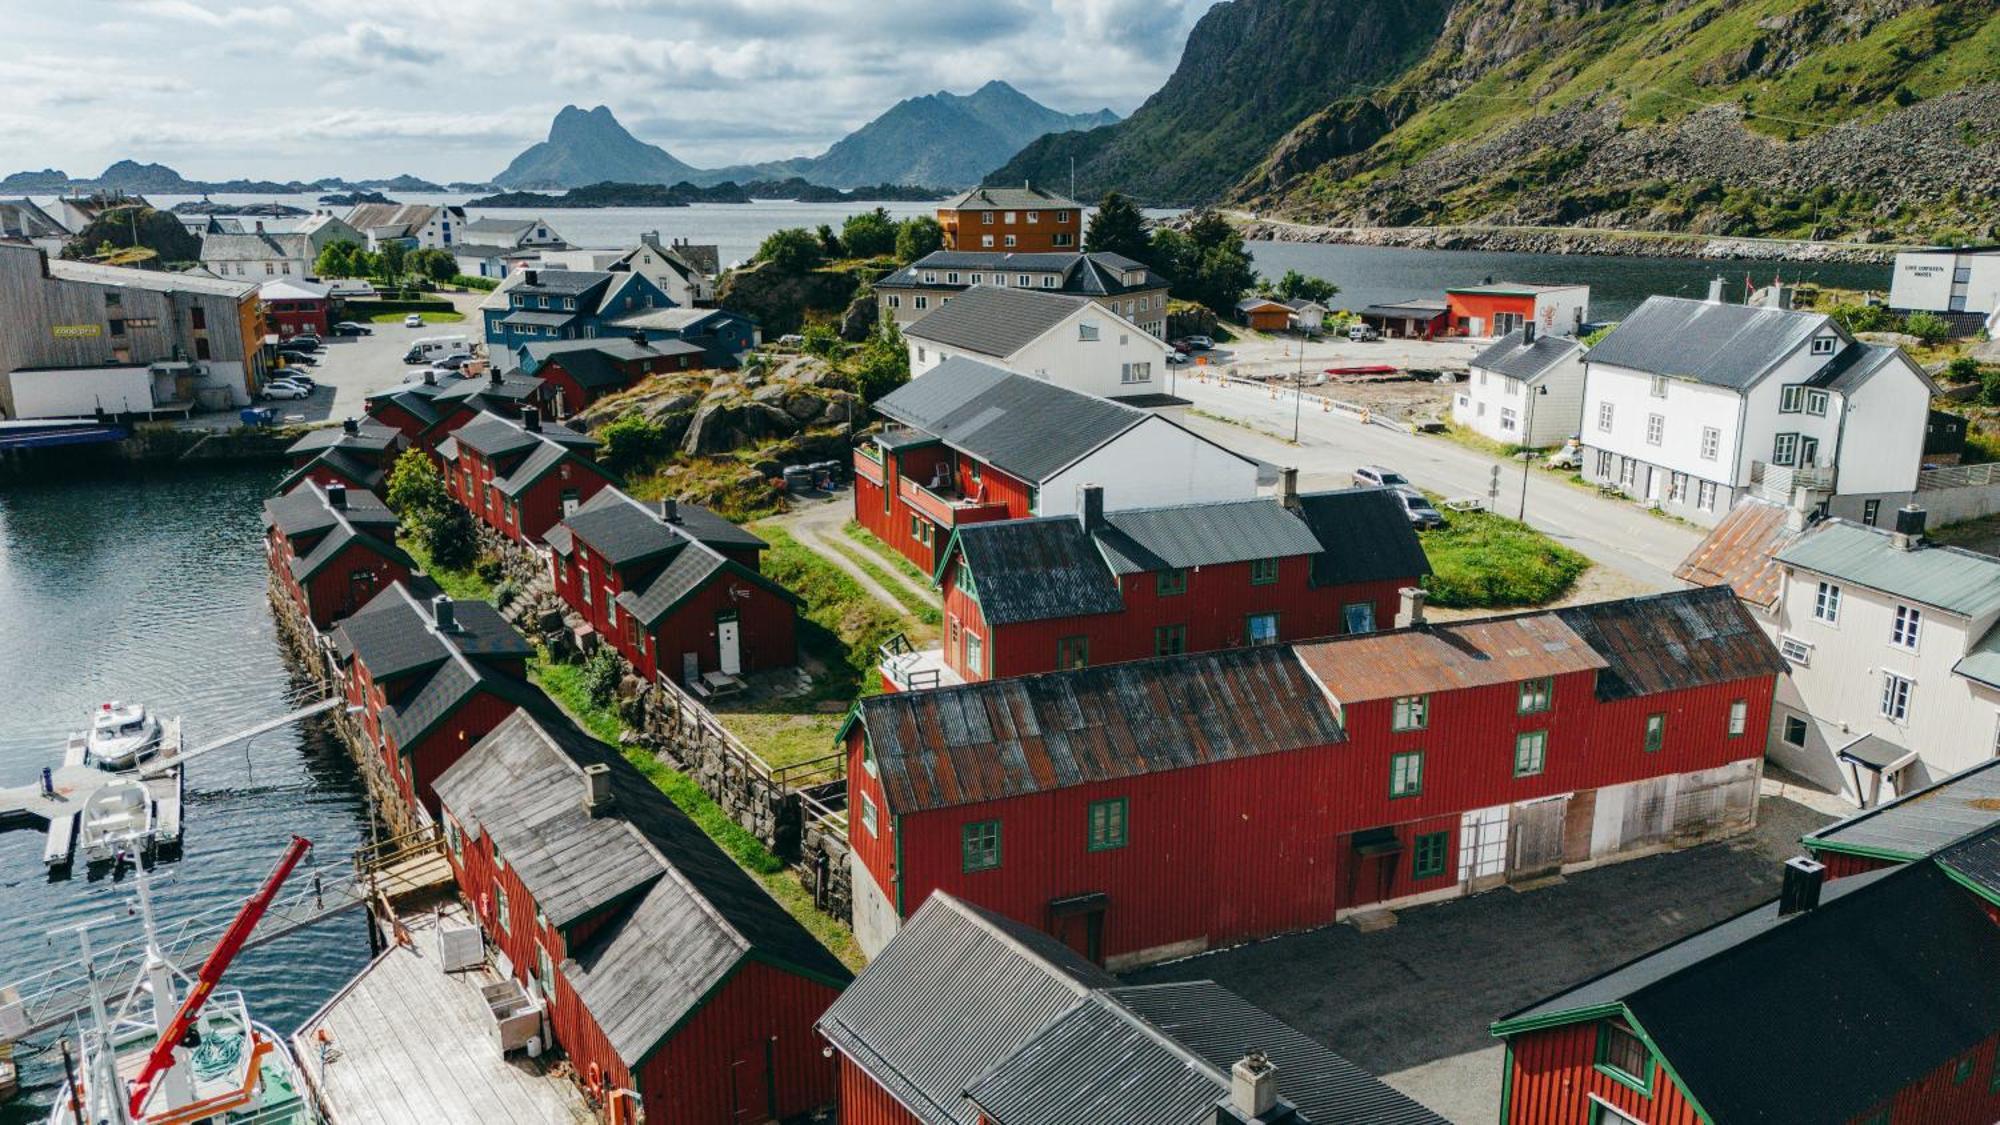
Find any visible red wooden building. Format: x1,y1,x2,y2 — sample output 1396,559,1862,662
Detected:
517,336,707,416
435,709,850,1125
1493,837,2000,1125
1802,757,2000,880
331,582,550,817
440,408,615,546
842,586,1783,967
258,277,331,339
278,418,407,495
365,369,556,456
894,482,1428,689
545,489,800,684
261,480,413,630
818,891,1444,1125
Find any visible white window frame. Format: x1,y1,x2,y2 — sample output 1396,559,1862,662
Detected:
1782,713,1810,747
1700,426,1720,461
1814,582,1841,625
1778,635,1812,665
1649,375,1668,399
1645,413,1664,446
1779,385,1804,413
1891,605,1921,650
1597,401,1614,432
1805,389,1830,417
1728,699,1748,736
1697,480,1718,511
1881,672,1913,722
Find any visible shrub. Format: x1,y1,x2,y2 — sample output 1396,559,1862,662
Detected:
581,646,623,707
1982,370,2000,407
475,555,505,584
450,274,499,291
1420,510,1590,608
493,577,519,610
801,323,842,358
419,504,479,571
754,228,822,272
840,208,898,259
598,413,672,475
1826,302,1898,334
385,447,449,516
1904,311,1952,344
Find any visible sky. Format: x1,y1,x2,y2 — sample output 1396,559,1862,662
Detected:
3,0,1219,183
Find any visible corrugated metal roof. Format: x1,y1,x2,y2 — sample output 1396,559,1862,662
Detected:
1777,519,2000,617
1297,614,1607,704
1806,341,1917,392
1673,497,1802,609
1938,824,2000,901
1555,586,1785,701
285,420,401,456
1469,330,1582,382
904,285,1091,358
1806,758,2000,859
1952,624,2000,690
1290,488,1433,588
856,646,1345,815
963,998,1224,1125
951,517,1125,625
873,358,1147,483
1586,295,1832,389
1094,497,1324,574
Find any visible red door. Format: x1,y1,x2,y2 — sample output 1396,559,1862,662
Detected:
731,1039,774,1123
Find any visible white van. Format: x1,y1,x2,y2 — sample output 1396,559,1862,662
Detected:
403,335,471,365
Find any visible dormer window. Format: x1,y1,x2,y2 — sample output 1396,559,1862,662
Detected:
946,272,959,284
971,273,983,284
923,272,937,284
1811,336,1836,355
1041,275,1056,288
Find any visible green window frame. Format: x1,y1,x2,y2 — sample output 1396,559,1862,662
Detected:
1390,750,1424,798
962,820,1001,871
957,564,978,599
1154,624,1187,656
1391,694,1429,732
494,883,511,933
1593,1020,1654,1096
1644,712,1666,752
537,944,555,999
1518,677,1553,714
1057,635,1090,670
1952,1055,1975,1085
1245,612,1280,646
1156,568,1188,596
1249,557,1280,585
1514,730,1548,777
1087,798,1128,851
1412,831,1449,879
444,815,462,857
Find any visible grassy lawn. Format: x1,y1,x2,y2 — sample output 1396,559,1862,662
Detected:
713,710,846,771
1418,505,1591,609
831,524,942,625
369,310,465,325
754,523,915,701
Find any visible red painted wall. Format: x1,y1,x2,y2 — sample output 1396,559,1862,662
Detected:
398,688,523,818
1812,850,1900,880
553,539,796,684
1446,292,1536,337
450,444,613,546
265,298,329,339
837,1054,927,1125
267,525,407,630
364,399,434,447
852,446,1035,574
1505,1022,1704,1125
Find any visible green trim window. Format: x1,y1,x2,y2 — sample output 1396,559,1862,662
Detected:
1154,624,1187,656
444,815,462,857
1594,1020,1653,1095
1518,677,1553,714
1392,695,1429,732
1249,557,1280,585
1515,730,1548,777
1087,798,1128,851
1644,712,1666,752
537,944,555,1000
962,820,1001,871
494,883,511,933
1412,831,1449,879
957,564,978,599
1156,568,1189,596
1390,750,1424,798
860,793,878,836
1057,636,1090,670
1246,612,1280,646
1952,1055,1975,1085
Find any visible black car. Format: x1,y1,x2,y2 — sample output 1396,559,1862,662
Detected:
332,321,373,337
288,334,324,349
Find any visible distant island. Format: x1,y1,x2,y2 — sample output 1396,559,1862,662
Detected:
0,162,476,197
318,190,396,206
463,178,946,209
171,200,310,216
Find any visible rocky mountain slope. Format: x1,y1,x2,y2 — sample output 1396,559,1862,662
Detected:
493,105,700,189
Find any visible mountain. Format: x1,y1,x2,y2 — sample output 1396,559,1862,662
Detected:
493,105,701,189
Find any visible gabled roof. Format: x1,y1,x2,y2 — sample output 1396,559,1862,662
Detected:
1807,341,1932,393
435,710,849,1068
257,277,331,301
1585,296,1836,389
851,646,1345,815
878,251,1168,297
1554,586,1785,701
947,517,1125,626
508,268,613,297
1777,519,2000,618
364,387,444,428
559,489,793,627
277,447,389,493
903,285,1097,357
451,410,598,461
200,231,309,262
333,582,531,680
0,198,66,239
1805,758,2000,861
1297,614,1607,704
262,481,408,582
524,338,704,388
461,216,539,235
286,420,402,456
1469,329,1583,382
872,358,1148,483
939,185,1081,211
342,202,442,236
608,306,735,333
1673,496,1804,609
1359,300,1448,318
1289,488,1433,588
1094,497,1324,574
433,371,546,406
1235,296,1291,314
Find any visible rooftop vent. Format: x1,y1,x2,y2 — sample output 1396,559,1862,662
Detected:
432,594,456,633
1230,1051,1279,1120
521,406,542,433
584,762,614,816
1778,856,1825,916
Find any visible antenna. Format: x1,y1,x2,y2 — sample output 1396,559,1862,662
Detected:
1070,156,1076,203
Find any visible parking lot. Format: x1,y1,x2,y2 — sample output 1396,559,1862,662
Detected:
1123,789,1838,1123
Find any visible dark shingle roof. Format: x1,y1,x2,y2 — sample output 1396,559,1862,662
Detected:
561,489,681,566
852,646,1345,815
262,482,395,539
509,268,612,297
277,447,389,493
435,710,849,1068
1554,586,1786,701
1585,296,1835,389
903,285,1091,357
1470,329,1583,382
1805,758,2000,861
433,372,547,405
286,420,401,456
559,489,790,627
1094,497,1324,574
949,518,1125,626
333,583,531,680
872,358,1147,483
498,309,579,330
878,251,1168,298
1290,488,1433,588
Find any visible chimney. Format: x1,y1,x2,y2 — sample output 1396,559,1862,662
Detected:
422,370,436,386
1229,1052,1279,1121
490,367,504,387
325,481,348,510
1521,322,1536,346
1891,504,1927,550
431,594,456,632
583,762,615,817
521,406,542,432
661,498,680,523
1778,856,1825,916
524,268,538,286
631,330,649,348
1785,487,1822,533
1396,586,1427,629
1769,284,1794,311
1280,467,1300,512
1078,483,1105,534
342,417,359,435
1707,276,1725,304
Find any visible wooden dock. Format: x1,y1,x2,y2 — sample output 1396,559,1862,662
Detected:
0,722,183,872
293,905,593,1125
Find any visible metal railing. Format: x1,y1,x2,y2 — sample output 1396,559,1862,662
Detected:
1918,462,2000,491
1750,460,1835,500
650,673,850,843
878,634,941,691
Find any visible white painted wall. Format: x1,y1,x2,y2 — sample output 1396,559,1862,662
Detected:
1585,361,1744,481
1041,416,1261,515
908,302,1171,400
1890,249,2000,316
1454,350,1586,446
1835,359,1931,495
1533,287,1591,336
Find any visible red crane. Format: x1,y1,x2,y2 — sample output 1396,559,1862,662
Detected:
125,835,311,1120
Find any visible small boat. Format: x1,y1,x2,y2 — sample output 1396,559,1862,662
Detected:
78,778,155,866
85,702,164,770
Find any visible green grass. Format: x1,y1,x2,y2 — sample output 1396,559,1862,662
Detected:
401,537,494,601
712,710,846,771
370,310,465,325
832,524,942,626
841,521,937,588
1418,506,1591,609
754,523,911,701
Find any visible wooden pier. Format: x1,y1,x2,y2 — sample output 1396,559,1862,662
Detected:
0,722,184,873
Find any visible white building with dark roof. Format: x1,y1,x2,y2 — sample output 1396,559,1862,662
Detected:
904,284,1172,404
1453,325,1585,447
876,250,1169,336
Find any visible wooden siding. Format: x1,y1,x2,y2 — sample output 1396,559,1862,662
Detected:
1852,1032,2000,1124
838,1054,928,1125
552,538,795,684
1813,850,1901,880
853,444,1028,574
266,526,407,631
401,689,523,819
1506,1022,1705,1125
449,442,613,546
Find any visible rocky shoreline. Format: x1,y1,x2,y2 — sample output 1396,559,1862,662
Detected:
1237,220,1906,264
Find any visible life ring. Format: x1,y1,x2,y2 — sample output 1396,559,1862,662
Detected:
587,1062,603,1092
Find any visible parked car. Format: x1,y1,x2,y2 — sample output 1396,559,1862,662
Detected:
1353,465,1419,496
1347,323,1381,342
288,333,324,350
403,313,424,328
263,381,311,400
276,373,316,390
1396,491,1445,530
1165,350,1190,365
1183,335,1215,351
332,321,373,337
274,353,316,367
435,353,471,371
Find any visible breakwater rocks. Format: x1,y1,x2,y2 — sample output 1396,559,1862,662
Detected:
1237,219,1903,263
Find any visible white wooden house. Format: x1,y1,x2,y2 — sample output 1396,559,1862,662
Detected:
904,285,1174,406
1452,326,1584,447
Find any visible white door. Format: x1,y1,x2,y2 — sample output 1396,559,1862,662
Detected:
1459,806,1508,884
717,614,742,675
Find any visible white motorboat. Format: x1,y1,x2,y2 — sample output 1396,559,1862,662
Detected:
78,778,155,866
85,701,164,770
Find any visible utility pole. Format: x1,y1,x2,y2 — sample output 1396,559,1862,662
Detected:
1518,385,1548,520
1293,336,1306,443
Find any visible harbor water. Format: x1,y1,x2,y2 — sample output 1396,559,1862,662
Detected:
0,464,376,1121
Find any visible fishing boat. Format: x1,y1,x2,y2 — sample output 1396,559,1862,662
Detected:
84,703,165,771
47,837,320,1125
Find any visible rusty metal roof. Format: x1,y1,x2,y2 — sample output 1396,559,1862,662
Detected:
1555,586,1786,701
856,646,1345,814
1673,497,1802,609
1296,614,1607,704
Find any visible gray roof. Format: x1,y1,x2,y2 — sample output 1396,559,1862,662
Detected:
433,372,546,406
949,518,1126,626
262,481,396,539
451,410,599,460
1776,519,2000,618
200,231,309,262
872,358,1147,483
286,420,402,456
1806,757,2000,860
277,447,388,493
364,387,444,428
1806,341,1924,392
817,893,1116,1125
939,185,1081,211
879,251,1169,298
1954,624,2000,690
497,309,579,329
559,489,790,626
435,710,849,1068
1359,300,1447,318
903,285,1092,357
608,306,731,332
462,216,538,235
1470,329,1583,382
45,257,255,297
331,583,540,750
0,198,66,239
1290,488,1433,588
964,996,1224,1125
510,268,613,297
1095,497,1324,574
1553,586,1786,701
1585,295,1836,389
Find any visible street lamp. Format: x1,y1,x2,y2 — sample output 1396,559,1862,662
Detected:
1518,384,1549,520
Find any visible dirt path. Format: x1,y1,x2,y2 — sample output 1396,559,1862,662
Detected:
773,494,941,615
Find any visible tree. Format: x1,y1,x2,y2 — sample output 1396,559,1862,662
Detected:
1273,269,1338,305
418,503,478,570
754,227,822,272
1904,311,1951,344
314,239,364,278
385,447,448,516
377,240,408,286
894,216,943,263
598,414,671,476
1084,192,1150,263
60,205,199,266
1161,210,1257,316
411,248,458,283
815,224,845,259
849,319,910,404
841,207,898,259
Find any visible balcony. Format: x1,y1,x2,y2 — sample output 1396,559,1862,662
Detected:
879,634,963,693
851,446,884,485
900,476,1011,527
1751,460,1836,501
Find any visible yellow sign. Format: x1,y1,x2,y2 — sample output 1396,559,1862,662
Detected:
52,324,102,339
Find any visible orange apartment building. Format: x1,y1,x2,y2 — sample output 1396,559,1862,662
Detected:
937,185,1084,253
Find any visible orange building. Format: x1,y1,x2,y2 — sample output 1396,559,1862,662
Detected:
1444,282,1590,338
937,184,1083,252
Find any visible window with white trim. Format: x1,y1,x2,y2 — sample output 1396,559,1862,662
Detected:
1649,375,1668,398
1881,672,1913,722
1778,635,1812,665
1814,582,1841,624
1805,389,1829,416
1700,426,1720,460
1645,413,1664,446
1597,401,1614,432
1773,433,1798,466
1891,605,1921,650
1780,385,1804,413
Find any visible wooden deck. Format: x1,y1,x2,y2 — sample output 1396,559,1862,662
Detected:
293,906,593,1125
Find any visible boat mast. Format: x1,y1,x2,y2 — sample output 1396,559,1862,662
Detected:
55,918,132,1125
126,849,196,1109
